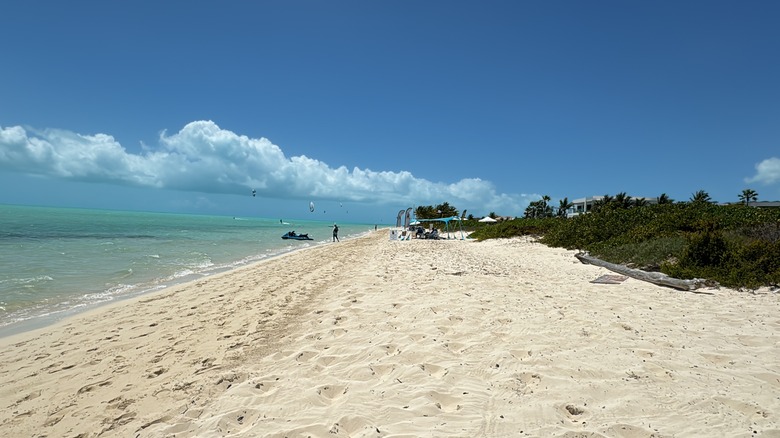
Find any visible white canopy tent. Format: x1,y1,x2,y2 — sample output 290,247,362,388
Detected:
478,216,498,223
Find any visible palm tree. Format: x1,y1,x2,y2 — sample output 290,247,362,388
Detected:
614,192,633,209
525,199,552,218
592,194,613,212
739,189,758,207
435,202,458,217
690,190,712,204
415,205,436,219
658,193,673,204
633,197,648,207
557,197,573,217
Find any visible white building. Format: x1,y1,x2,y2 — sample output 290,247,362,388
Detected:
567,195,659,217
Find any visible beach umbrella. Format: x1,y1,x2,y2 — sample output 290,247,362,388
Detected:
479,216,497,223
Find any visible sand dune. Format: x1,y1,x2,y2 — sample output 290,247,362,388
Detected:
1,231,778,437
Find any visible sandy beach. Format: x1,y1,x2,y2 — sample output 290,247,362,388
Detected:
1,231,779,437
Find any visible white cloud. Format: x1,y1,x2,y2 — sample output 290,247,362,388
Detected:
0,121,532,214
746,157,780,185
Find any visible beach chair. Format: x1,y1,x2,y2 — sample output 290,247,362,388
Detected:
424,229,440,240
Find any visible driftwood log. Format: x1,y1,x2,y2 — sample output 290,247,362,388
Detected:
575,252,711,292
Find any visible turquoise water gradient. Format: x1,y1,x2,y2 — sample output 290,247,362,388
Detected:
0,204,372,334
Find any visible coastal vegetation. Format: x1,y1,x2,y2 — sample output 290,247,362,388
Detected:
463,193,780,290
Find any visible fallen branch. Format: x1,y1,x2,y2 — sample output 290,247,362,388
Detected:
575,252,714,293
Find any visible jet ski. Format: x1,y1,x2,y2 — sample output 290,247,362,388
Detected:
281,231,313,241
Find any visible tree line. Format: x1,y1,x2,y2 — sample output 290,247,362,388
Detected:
524,189,762,219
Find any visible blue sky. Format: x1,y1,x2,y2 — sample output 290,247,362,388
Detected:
1,1,779,224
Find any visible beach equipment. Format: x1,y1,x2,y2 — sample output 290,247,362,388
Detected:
413,216,466,240
404,207,413,228
395,209,406,228
478,216,497,223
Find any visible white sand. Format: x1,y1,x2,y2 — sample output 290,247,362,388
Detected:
1,231,779,437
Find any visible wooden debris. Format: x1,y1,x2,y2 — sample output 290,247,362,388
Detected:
591,274,628,284
575,252,712,292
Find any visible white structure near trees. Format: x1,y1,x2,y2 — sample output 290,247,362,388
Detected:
566,195,659,217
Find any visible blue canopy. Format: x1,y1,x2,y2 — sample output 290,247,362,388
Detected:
411,216,465,240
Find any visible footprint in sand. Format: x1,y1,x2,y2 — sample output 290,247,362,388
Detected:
379,343,401,356
443,341,466,354
253,376,282,396
556,402,588,423
420,363,448,379
428,391,463,413
294,350,319,362
512,372,542,394
77,378,113,394
341,296,360,307
328,328,349,338
317,384,348,401
13,390,42,406
146,367,167,379
407,332,427,342
107,396,135,410
213,408,262,432
369,363,396,379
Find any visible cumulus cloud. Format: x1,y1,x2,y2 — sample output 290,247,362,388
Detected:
746,157,780,185
0,121,532,213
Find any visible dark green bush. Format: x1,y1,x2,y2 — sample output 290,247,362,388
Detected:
476,203,780,289
681,231,729,267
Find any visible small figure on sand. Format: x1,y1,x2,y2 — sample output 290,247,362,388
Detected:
332,223,340,242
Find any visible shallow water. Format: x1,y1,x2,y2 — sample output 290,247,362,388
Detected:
0,204,372,334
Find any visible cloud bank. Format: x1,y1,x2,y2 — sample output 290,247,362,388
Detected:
746,157,780,186
0,121,532,214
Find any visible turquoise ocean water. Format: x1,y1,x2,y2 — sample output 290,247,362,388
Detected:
0,204,373,336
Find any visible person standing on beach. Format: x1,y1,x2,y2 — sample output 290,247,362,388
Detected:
332,224,340,242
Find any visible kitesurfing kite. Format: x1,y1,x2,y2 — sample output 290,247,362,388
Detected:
309,201,315,212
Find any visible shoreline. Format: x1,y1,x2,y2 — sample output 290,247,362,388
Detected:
1,231,778,436
0,229,369,340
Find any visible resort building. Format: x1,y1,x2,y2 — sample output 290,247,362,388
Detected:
753,201,780,208
567,195,659,217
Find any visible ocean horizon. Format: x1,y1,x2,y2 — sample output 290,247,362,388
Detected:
0,204,375,337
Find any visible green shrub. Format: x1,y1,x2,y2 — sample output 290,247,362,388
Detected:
476,202,780,289
590,236,687,271
681,231,729,267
